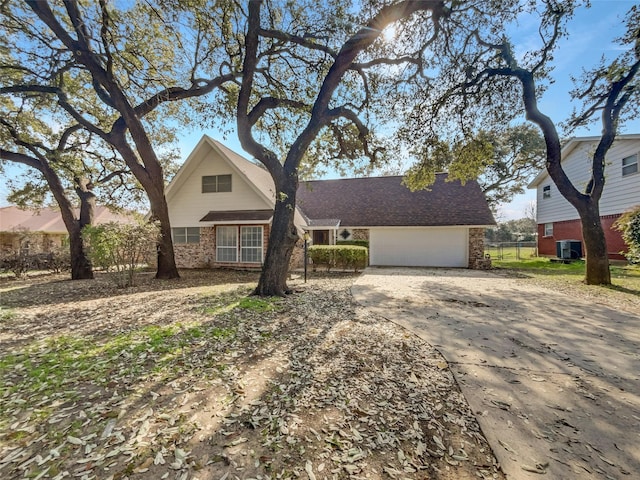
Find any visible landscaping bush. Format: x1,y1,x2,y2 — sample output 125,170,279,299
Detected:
0,250,34,278
46,248,71,274
308,245,368,272
614,206,640,263
337,239,369,248
83,220,159,287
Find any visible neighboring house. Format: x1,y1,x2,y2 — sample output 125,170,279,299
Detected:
166,135,496,269
0,205,133,254
528,134,640,260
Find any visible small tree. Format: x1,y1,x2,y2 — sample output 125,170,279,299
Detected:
83,221,159,287
614,206,640,264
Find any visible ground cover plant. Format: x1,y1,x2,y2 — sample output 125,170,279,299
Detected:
0,270,503,480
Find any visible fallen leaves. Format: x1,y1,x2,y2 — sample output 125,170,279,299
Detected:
0,271,504,480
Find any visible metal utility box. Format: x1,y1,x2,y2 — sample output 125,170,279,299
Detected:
556,240,582,260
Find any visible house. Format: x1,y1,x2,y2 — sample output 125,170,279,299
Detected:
528,134,640,260
0,205,134,254
166,135,496,269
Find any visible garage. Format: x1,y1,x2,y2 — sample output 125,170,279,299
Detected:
369,227,469,267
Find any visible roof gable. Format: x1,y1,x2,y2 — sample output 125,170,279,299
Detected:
165,135,275,207
297,174,495,227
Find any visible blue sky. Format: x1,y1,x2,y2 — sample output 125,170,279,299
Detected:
2,0,638,221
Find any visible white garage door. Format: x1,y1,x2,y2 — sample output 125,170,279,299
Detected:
369,227,468,267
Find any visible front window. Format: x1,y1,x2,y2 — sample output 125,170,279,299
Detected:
202,174,232,193
622,154,638,177
216,225,263,263
241,226,263,263
544,223,553,237
542,185,551,199
216,226,238,262
172,227,200,244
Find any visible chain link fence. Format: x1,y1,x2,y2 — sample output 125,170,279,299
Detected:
484,241,538,261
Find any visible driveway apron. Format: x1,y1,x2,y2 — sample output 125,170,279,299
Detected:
352,267,640,479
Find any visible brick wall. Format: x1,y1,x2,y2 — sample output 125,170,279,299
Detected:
351,229,369,241
174,224,269,270
537,214,627,260
468,228,491,269
0,232,65,255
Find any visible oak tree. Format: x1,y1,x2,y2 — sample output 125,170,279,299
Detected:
1,0,239,279
403,1,639,285
235,0,468,295
404,124,546,208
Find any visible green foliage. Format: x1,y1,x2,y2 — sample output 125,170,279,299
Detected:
486,218,537,242
404,125,545,207
82,220,159,287
308,245,368,272
0,307,16,322
337,240,370,248
614,206,640,263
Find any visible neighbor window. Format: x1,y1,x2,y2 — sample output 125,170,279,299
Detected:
216,225,263,263
544,223,553,237
202,174,232,193
622,154,638,177
172,227,200,244
542,185,551,199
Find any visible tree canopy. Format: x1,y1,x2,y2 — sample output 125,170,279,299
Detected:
1,0,241,278
397,0,639,285
404,124,546,208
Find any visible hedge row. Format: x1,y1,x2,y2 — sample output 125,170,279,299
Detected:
0,251,71,278
308,245,368,272
336,239,369,248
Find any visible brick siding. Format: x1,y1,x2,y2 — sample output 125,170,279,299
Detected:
537,214,627,260
174,224,269,269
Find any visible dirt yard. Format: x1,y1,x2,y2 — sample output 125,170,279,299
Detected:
0,270,504,480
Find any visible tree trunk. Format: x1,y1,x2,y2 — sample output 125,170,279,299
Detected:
70,177,96,280
148,188,180,280
254,179,298,296
67,222,94,280
109,132,180,280
40,164,94,279
578,202,611,285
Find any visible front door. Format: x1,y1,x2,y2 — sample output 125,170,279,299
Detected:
313,230,329,245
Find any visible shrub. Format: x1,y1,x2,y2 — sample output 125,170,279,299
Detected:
337,239,369,248
614,206,640,263
46,248,71,274
83,220,159,287
308,245,368,272
0,250,34,278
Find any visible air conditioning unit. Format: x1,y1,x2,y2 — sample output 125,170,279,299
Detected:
556,240,582,260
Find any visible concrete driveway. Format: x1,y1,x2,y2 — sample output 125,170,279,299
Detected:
352,267,640,479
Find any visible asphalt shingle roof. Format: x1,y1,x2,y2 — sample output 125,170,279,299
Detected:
296,174,495,227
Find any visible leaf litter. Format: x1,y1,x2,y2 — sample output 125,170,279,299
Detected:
1,270,504,479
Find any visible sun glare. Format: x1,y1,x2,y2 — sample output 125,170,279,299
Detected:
382,24,397,42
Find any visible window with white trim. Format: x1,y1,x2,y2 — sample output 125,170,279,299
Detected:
542,185,551,199
241,226,263,263
216,225,264,263
544,223,553,237
172,227,200,244
622,154,638,177
202,174,232,193
216,226,238,262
